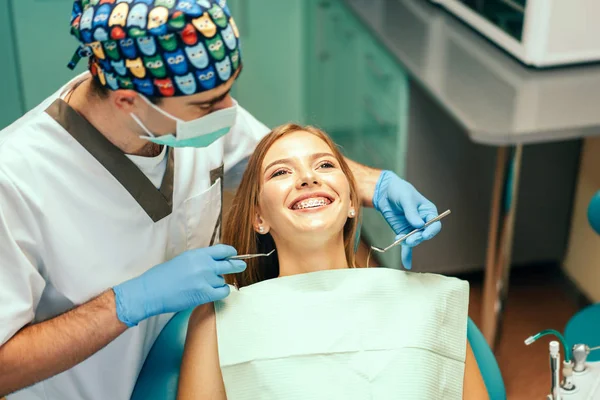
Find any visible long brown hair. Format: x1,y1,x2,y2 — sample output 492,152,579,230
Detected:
222,123,362,288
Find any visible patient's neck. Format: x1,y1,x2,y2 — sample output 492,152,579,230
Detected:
275,233,349,277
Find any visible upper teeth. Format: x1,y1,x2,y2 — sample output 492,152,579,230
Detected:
293,197,331,210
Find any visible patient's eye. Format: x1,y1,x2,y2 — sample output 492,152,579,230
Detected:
318,161,336,169
270,169,288,178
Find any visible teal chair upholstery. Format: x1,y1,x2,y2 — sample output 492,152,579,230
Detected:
131,310,193,400
564,190,600,359
565,305,600,362
588,190,600,236
132,313,505,400
467,318,506,399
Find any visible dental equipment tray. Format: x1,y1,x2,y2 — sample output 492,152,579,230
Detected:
561,362,600,398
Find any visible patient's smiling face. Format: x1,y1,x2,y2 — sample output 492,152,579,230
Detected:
220,124,361,286
257,131,354,242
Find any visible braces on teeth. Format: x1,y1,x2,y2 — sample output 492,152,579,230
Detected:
295,198,329,210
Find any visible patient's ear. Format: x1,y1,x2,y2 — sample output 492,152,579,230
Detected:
254,213,270,234
347,195,357,219
348,206,356,219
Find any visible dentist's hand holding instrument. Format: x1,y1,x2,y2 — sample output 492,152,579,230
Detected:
113,245,247,327
371,210,451,254
372,170,443,269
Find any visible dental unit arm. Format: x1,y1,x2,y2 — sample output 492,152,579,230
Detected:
522,191,600,398
526,329,600,398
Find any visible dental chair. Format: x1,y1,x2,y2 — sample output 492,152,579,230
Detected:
564,190,600,361
131,311,506,400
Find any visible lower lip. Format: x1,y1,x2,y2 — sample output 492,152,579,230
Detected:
291,201,334,212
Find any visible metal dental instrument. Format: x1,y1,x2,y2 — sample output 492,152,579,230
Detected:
227,249,276,261
572,344,589,373
370,210,452,253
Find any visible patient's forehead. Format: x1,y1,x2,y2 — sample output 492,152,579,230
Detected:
262,131,333,169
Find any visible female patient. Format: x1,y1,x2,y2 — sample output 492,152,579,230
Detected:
177,124,489,399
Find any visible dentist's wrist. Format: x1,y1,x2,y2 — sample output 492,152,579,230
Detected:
372,170,393,212
112,279,146,328
343,157,381,208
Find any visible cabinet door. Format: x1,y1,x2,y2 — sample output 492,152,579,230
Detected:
0,0,24,129
358,32,409,176
227,0,306,128
306,0,366,152
10,0,87,111
342,4,410,269
305,0,340,132
328,0,363,157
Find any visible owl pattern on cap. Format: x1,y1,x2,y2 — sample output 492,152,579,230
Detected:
69,0,241,97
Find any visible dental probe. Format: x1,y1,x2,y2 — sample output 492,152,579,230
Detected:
228,249,276,260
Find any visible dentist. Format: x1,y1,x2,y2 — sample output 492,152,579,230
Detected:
0,1,441,399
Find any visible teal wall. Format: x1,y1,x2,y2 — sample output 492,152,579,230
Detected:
0,0,85,130
0,0,24,129
227,0,306,128
10,0,86,111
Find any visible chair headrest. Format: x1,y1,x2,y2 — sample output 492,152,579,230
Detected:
588,190,600,236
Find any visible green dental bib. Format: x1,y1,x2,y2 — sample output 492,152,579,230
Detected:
215,268,469,400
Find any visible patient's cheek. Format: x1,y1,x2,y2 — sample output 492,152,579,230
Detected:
260,187,284,221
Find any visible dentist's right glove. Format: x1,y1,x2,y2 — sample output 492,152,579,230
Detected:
112,244,246,327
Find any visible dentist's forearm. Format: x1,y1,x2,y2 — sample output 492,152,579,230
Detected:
344,157,381,208
0,291,128,397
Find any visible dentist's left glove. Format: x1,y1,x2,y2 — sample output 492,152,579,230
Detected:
373,170,442,270
112,244,246,327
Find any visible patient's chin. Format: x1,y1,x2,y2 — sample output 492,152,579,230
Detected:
292,216,342,234
274,222,344,249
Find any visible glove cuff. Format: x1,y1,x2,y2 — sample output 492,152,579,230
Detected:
112,286,139,328
372,170,393,213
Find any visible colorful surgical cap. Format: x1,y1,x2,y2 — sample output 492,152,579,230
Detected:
68,0,242,97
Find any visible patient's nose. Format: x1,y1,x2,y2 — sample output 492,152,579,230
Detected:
297,168,320,189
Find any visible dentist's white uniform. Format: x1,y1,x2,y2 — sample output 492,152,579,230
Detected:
0,74,269,400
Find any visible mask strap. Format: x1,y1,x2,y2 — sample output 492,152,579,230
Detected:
137,93,183,123
130,112,156,139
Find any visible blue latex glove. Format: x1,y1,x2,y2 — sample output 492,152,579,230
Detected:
113,244,246,327
372,171,442,269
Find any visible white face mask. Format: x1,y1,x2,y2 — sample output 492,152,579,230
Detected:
131,94,238,148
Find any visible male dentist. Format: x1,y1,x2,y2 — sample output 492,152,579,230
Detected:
0,1,441,398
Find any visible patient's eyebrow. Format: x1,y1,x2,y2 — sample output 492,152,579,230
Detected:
263,152,335,172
